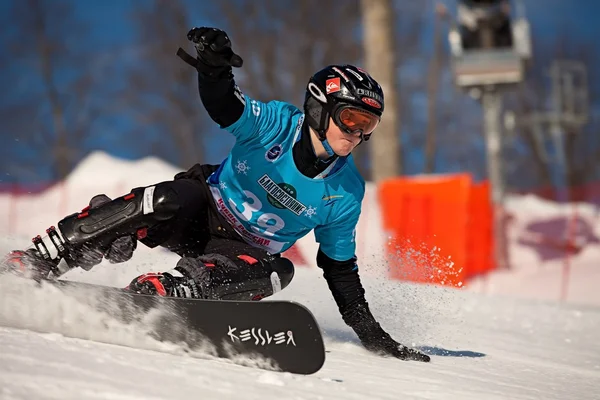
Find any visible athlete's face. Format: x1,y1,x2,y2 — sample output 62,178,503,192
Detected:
325,118,362,157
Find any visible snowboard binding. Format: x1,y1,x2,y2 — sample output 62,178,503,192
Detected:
1,226,75,281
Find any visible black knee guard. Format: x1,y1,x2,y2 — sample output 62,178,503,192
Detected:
176,254,295,301
57,183,181,268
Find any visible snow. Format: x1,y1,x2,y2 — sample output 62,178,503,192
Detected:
1,263,599,399
469,194,600,305
1,151,600,399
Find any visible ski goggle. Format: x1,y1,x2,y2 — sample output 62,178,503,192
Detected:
334,106,381,137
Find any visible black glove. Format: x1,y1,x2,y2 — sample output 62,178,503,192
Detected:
186,27,243,80
343,303,431,362
88,194,137,264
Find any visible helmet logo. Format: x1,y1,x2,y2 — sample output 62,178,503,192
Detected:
356,88,383,103
308,82,327,104
332,67,349,82
346,68,363,81
362,97,381,109
326,78,341,94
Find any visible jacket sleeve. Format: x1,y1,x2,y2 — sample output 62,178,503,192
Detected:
316,249,387,343
198,70,300,146
197,71,246,129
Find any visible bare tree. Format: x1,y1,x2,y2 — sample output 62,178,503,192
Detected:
424,3,450,174
125,0,212,168
208,0,362,105
361,0,401,182
1,0,121,181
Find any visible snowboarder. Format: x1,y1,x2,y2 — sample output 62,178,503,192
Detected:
5,27,430,362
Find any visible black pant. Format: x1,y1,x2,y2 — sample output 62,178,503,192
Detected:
139,163,274,270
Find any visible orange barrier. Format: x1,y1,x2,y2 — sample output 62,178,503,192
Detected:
379,174,494,287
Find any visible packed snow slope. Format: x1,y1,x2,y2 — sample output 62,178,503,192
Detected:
1,243,599,400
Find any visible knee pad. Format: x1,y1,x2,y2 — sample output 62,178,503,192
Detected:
135,183,182,221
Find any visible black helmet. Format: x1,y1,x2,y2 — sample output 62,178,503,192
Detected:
304,64,384,141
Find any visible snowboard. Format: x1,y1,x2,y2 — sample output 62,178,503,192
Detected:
51,280,326,375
